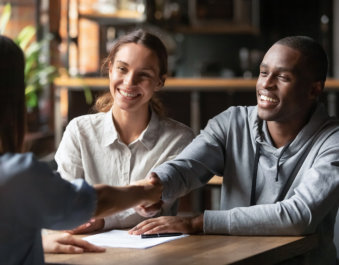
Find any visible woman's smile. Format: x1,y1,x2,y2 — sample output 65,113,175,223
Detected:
118,88,140,99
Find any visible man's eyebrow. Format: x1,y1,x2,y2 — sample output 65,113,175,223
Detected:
260,63,294,73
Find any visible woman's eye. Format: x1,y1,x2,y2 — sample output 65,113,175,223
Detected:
117,66,126,72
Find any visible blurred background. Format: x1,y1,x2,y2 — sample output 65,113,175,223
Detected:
1,0,338,157
2,0,339,255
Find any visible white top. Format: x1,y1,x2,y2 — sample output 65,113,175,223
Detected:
55,109,194,229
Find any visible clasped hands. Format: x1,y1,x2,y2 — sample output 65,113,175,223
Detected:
133,172,164,218
68,172,163,235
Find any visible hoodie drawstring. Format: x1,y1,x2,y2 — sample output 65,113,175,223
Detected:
250,142,261,206
275,142,292,181
250,141,291,206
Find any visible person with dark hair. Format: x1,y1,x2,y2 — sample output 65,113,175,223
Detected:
48,29,193,250
0,35,162,265
130,36,339,265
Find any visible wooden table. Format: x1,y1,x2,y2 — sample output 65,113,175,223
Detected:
45,234,318,265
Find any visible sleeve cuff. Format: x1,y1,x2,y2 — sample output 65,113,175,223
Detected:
203,210,230,234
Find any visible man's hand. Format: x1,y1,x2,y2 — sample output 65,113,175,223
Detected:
93,172,163,218
134,201,163,218
133,172,163,207
132,173,163,217
68,218,105,234
42,232,105,254
128,214,204,235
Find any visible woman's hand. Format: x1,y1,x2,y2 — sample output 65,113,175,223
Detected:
68,218,105,234
42,232,105,254
128,215,204,235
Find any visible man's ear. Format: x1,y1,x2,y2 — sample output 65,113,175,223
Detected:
155,74,167,91
309,81,323,101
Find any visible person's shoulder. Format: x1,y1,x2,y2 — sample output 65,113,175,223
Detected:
66,112,107,131
213,105,256,121
0,152,36,168
160,117,195,137
0,153,39,183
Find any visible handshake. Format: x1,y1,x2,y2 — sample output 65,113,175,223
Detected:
92,172,163,219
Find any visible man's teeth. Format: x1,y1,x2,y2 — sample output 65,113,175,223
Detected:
120,90,137,97
260,94,278,103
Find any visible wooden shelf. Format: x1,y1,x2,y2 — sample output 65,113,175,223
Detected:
54,77,339,92
54,77,257,92
79,9,145,25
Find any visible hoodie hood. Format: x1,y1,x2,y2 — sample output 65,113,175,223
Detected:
252,103,331,156
249,103,333,205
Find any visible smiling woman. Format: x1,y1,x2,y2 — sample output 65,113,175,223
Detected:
44,29,194,254
96,29,168,118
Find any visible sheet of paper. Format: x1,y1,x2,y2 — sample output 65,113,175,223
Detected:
83,230,188,249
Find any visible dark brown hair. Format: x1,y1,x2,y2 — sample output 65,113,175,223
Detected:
276,36,328,84
0,35,26,153
94,29,167,117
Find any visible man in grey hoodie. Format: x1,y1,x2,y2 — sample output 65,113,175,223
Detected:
130,36,339,265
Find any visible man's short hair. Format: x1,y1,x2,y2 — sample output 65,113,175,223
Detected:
276,36,328,83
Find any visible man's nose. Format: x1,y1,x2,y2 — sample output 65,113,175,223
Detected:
261,74,275,90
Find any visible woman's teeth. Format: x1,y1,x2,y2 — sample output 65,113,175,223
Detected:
260,94,278,103
120,89,138,98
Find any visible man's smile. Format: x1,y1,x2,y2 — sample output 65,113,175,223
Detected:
259,94,278,103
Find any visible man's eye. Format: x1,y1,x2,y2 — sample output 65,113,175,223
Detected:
140,73,152,78
278,75,289,81
260,71,267,76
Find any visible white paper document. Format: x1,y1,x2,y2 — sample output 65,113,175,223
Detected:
83,230,188,249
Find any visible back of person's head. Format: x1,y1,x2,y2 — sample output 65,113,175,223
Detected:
94,29,167,116
0,35,26,153
275,36,328,84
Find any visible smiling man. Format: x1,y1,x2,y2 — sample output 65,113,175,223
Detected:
130,36,339,265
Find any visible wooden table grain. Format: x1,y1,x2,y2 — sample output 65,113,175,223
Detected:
45,234,318,265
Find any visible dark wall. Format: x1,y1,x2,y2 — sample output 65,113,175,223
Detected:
67,0,336,127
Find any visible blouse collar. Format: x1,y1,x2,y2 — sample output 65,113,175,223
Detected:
101,107,160,150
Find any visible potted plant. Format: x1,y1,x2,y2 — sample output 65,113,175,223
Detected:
0,3,57,131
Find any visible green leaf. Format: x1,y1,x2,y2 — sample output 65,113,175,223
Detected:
26,91,38,109
15,25,36,51
84,86,93,105
25,84,36,95
0,3,11,34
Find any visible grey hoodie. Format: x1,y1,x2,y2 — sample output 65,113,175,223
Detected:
154,103,339,265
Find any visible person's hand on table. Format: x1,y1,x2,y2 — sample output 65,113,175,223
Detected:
128,214,204,235
42,232,105,254
68,218,105,234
